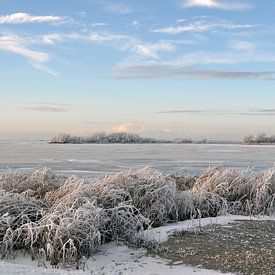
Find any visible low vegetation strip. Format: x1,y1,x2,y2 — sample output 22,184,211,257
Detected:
51,132,197,144
241,133,275,144
0,166,274,269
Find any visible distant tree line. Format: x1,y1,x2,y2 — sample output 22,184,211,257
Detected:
51,133,206,144
241,133,275,144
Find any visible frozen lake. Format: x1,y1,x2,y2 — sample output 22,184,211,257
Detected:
0,140,275,177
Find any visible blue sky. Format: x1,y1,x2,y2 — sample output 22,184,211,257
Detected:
1,0,275,140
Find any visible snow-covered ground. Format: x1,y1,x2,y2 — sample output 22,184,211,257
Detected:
0,243,233,275
2,215,274,275
140,214,275,243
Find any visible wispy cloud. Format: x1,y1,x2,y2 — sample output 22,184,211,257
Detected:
124,41,175,58
93,0,131,14
105,2,131,14
0,31,128,74
176,51,275,66
227,40,255,51
157,109,275,116
84,121,117,125
153,17,254,34
42,32,128,45
30,62,58,76
91,22,108,28
0,13,67,24
0,35,50,63
21,102,74,113
115,64,275,80
132,20,140,28
0,34,54,74
182,0,252,10
162,129,172,134
111,123,144,133
157,109,206,114
42,32,174,59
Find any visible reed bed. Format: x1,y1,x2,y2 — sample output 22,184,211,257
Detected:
0,166,274,268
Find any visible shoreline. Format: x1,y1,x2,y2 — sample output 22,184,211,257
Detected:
0,166,274,274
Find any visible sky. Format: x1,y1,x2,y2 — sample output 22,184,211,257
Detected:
1,0,275,141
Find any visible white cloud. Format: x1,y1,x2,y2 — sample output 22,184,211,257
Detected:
129,41,175,58
105,2,131,14
0,13,66,24
91,22,108,27
182,0,252,10
114,48,275,80
42,34,64,45
94,1,131,14
77,11,87,18
228,40,255,51
88,33,127,42
162,129,172,134
177,19,187,23
42,32,128,45
114,50,275,80
41,32,173,58
0,35,50,63
177,51,275,66
132,20,140,28
0,34,55,75
30,62,58,76
153,18,254,34
111,123,144,133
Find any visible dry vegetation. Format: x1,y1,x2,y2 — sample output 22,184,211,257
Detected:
0,166,275,269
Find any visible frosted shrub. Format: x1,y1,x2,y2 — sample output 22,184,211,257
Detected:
176,191,196,220
0,192,42,257
1,166,275,268
104,202,149,242
0,168,65,200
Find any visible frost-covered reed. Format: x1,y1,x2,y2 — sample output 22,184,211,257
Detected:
0,166,275,268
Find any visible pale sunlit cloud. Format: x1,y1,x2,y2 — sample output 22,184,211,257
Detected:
111,123,144,133
162,129,172,134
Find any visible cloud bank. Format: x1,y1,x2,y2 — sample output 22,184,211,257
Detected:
115,64,275,80
22,102,74,113
157,109,275,116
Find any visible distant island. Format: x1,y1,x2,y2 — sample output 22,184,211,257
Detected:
241,133,275,145
51,133,209,144
51,133,275,145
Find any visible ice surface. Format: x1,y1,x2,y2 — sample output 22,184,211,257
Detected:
0,141,274,177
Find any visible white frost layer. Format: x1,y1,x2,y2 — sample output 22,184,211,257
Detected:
2,215,274,275
140,214,275,243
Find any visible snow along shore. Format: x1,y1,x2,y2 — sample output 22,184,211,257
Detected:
3,215,274,275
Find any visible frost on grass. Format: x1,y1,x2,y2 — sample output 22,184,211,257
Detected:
0,166,275,268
